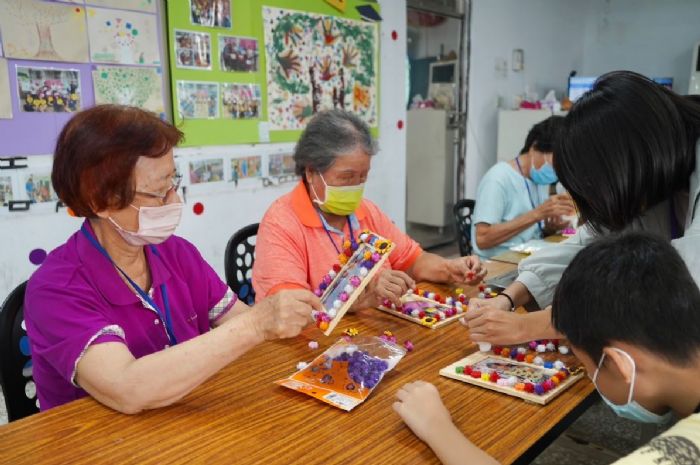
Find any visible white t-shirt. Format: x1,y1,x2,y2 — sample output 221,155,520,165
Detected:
613,413,700,464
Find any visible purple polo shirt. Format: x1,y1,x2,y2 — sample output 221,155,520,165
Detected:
24,220,232,411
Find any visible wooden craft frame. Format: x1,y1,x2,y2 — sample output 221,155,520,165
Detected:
439,352,584,405
376,294,465,329
320,234,394,336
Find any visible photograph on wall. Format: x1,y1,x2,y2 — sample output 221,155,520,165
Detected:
25,173,58,203
221,83,261,119
92,66,164,115
220,36,258,72
0,0,89,63
263,7,378,130
230,156,262,185
0,59,12,119
16,66,81,113
189,158,224,184
175,30,211,70
268,153,296,177
0,176,13,206
87,7,161,66
190,0,231,28
177,81,219,119
86,0,157,13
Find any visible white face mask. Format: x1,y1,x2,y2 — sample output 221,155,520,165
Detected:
109,202,183,246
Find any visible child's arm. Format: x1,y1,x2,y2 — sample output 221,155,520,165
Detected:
393,381,500,465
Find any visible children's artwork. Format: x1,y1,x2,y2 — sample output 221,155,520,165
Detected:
0,59,12,119
177,81,219,119
0,0,89,63
276,336,406,411
219,36,258,72
189,158,224,184
174,30,211,70
92,66,164,114
86,0,157,13
230,156,262,184
0,176,13,205
190,0,231,28
377,292,467,329
268,153,296,177
16,67,81,113
25,174,58,203
87,8,160,66
440,348,584,405
221,83,261,119
312,231,394,336
263,7,378,130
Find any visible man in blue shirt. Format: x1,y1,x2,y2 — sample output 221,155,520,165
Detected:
472,116,574,259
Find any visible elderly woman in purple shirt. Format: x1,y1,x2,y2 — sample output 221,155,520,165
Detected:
25,105,321,413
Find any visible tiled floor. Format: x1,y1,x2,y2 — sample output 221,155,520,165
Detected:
0,240,659,464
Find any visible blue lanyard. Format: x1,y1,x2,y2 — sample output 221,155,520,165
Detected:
319,214,356,255
515,157,544,235
80,224,178,345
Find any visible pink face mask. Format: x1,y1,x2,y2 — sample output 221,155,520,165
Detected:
109,202,183,246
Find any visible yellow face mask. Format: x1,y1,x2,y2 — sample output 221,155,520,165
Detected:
311,173,365,216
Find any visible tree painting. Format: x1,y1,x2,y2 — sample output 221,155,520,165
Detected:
93,67,163,114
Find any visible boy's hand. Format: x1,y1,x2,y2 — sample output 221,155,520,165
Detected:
393,381,454,443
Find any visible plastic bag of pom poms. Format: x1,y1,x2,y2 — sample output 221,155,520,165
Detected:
275,336,406,411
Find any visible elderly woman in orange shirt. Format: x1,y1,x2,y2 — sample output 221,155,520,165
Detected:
253,110,485,309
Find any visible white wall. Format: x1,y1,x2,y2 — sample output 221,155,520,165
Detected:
464,0,587,198
581,0,699,94
0,0,407,300
408,17,462,59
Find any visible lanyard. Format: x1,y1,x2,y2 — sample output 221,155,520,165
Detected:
80,224,178,345
319,214,356,255
515,156,544,235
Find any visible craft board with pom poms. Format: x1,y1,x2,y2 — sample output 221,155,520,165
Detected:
439,343,584,405
312,230,394,336
376,290,467,329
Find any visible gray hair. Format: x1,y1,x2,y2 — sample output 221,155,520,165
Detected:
294,109,378,176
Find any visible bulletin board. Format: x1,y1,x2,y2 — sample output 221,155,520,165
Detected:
0,0,168,157
166,0,380,147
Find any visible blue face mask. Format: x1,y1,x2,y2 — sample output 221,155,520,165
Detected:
529,162,558,185
592,348,673,424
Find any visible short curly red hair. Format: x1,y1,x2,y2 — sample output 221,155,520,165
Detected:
52,105,183,217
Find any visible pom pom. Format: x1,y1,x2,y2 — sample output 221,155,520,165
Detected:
536,344,546,353
296,361,309,370
339,292,349,302
359,267,369,277
333,299,342,309
554,360,565,370
517,347,527,354
314,289,323,297
404,340,414,352
534,356,544,366
558,345,570,355
546,342,556,352
308,341,319,350
543,361,554,369
478,342,492,352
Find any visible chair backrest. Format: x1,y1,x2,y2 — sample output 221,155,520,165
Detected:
224,223,259,305
453,199,476,257
0,281,40,421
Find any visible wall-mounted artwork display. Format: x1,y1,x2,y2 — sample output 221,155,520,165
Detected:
175,30,211,70
16,66,81,113
87,7,160,65
268,153,296,177
87,0,157,14
221,83,261,119
177,81,219,119
92,66,164,114
220,36,258,72
189,158,224,184
190,0,231,28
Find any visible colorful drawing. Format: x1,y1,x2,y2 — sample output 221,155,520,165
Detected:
87,8,160,65
221,84,261,119
17,67,81,113
220,36,259,72
0,59,12,119
189,158,224,184
0,0,89,63
263,7,378,130
92,66,164,114
268,153,296,177
377,293,467,329
177,81,219,119
190,0,231,28
230,156,262,185
86,0,157,13
25,174,57,203
0,176,13,205
175,30,211,70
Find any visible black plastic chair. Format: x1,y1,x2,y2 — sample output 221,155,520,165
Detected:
453,199,476,257
0,281,40,421
224,223,259,305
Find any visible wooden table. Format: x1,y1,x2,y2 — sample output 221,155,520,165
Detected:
0,261,595,465
491,235,569,265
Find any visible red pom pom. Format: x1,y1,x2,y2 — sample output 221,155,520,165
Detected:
470,370,481,379
458,295,466,303
418,311,426,318
464,366,473,375
489,372,500,382
516,353,526,362
333,264,342,272
344,249,353,257
524,383,535,393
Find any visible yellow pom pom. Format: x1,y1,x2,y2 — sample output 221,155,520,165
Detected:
481,373,490,381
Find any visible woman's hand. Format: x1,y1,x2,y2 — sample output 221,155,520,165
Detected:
372,269,415,307
445,256,487,285
253,290,322,340
460,298,527,345
393,381,454,443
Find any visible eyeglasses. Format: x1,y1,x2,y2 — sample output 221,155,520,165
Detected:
135,173,182,201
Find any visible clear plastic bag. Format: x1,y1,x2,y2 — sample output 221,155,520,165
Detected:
275,336,406,411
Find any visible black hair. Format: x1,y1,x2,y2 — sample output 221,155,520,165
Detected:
555,70,700,233
519,115,565,154
551,232,700,364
